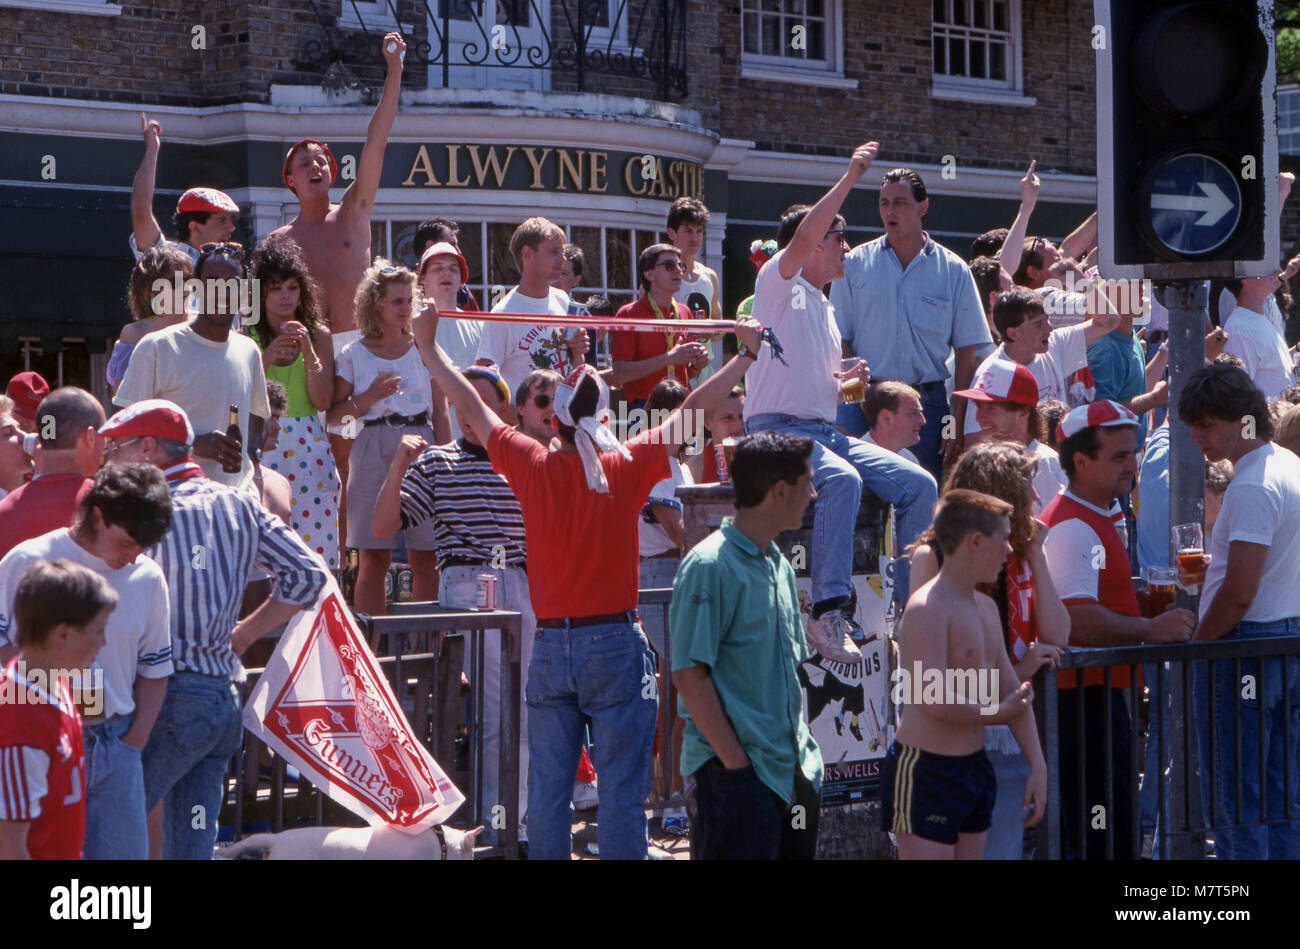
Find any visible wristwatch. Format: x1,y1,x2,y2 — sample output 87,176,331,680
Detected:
737,340,759,360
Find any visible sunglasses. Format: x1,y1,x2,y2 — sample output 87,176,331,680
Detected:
531,393,552,409
657,260,684,272
105,437,143,457
379,266,403,277
200,241,245,258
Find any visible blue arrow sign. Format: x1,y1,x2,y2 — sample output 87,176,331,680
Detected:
1147,152,1242,256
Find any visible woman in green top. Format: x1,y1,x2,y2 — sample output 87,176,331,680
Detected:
249,234,341,569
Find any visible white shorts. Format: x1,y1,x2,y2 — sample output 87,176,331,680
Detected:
327,329,364,437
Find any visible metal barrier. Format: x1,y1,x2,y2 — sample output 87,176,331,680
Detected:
1036,634,1300,860
222,605,523,860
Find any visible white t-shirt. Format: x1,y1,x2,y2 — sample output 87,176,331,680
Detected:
1028,439,1068,514
435,312,484,373
964,324,1089,436
639,457,693,558
335,339,434,421
1221,307,1294,402
744,249,841,423
113,322,270,488
1200,442,1300,623
476,286,573,395
0,528,172,720
1219,287,1286,337
861,429,919,465
1041,491,1114,602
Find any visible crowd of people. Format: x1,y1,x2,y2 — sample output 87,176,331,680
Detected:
2,35,1300,862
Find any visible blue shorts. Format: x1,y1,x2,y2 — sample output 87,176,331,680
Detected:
880,741,996,845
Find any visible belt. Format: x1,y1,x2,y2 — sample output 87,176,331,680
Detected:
441,558,525,574
364,412,429,428
537,610,639,629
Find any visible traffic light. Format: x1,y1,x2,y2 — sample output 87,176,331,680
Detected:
1096,1,1279,278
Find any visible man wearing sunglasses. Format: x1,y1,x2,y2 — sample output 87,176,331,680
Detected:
609,243,710,413
515,369,562,444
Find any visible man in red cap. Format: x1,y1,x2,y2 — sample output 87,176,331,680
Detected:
131,114,239,263
0,386,103,559
1040,399,1194,859
6,371,49,433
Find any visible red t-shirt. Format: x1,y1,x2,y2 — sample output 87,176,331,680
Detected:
487,425,670,618
609,296,695,403
0,659,86,859
1041,491,1140,690
0,474,92,560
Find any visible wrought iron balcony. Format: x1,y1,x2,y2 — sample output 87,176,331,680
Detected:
300,0,689,102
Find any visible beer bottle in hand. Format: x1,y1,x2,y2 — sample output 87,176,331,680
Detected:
223,403,242,474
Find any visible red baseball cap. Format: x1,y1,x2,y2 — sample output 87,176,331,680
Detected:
1055,399,1139,443
7,371,49,420
177,188,240,214
954,360,1039,406
99,399,194,445
419,242,470,284
283,140,339,193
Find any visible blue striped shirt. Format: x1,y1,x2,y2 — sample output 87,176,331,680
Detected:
150,466,327,678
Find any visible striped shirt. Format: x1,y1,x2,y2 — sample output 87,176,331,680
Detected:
150,462,327,678
399,438,526,567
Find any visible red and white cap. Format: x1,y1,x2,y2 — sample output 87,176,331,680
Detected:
954,359,1039,406
176,187,240,214
418,241,469,283
283,139,338,192
1055,399,1139,442
99,399,194,445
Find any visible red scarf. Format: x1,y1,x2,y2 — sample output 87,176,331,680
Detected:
1003,553,1036,663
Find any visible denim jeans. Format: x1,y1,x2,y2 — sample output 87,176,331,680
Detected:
1193,618,1300,860
83,714,148,860
744,413,937,609
638,556,681,659
982,749,1030,860
440,564,534,844
686,757,819,860
526,619,657,860
142,671,244,860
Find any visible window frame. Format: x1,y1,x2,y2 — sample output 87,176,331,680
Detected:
0,0,121,15
1279,84,1300,156
739,0,855,88
930,0,1025,99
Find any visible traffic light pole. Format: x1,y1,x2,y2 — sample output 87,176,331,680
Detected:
1155,278,1207,859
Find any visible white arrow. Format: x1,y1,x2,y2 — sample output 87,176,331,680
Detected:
1150,181,1234,227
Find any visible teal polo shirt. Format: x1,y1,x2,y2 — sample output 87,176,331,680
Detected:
670,518,823,799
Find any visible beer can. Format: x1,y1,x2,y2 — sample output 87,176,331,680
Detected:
396,565,413,602
384,565,396,602
475,573,498,611
713,440,730,484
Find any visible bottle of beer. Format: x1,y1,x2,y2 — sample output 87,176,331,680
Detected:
223,403,242,474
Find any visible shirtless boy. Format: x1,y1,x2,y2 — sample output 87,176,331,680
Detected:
271,31,406,544
882,488,1046,860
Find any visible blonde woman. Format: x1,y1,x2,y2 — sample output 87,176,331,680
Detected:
328,260,450,618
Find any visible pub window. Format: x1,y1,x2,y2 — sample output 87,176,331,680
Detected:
741,0,841,73
932,0,1022,93
1280,86,1300,156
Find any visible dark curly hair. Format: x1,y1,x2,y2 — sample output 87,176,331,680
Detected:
249,234,327,347
73,462,173,548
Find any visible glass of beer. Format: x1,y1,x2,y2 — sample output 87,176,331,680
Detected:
839,357,866,404
722,437,738,473
1171,523,1207,585
1145,565,1177,615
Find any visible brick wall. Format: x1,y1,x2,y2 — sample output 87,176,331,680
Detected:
689,0,1097,177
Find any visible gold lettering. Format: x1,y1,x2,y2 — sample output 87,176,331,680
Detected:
556,149,584,192
587,151,608,193
668,161,684,198
467,145,518,188
650,159,668,198
445,144,471,187
401,145,441,187
623,156,648,196
521,147,553,190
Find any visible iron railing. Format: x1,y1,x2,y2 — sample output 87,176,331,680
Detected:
300,0,689,101
1036,635,1300,860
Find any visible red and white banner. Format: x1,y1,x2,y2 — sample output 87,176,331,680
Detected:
442,308,736,333
242,576,464,832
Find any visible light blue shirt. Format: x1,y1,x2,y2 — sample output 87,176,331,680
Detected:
1136,422,1170,573
829,233,991,384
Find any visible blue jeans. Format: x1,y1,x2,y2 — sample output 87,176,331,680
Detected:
526,619,658,860
1193,619,1300,860
982,749,1030,860
83,714,148,860
745,413,937,609
142,671,244,860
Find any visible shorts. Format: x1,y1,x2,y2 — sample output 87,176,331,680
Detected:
879,741,996,845
327,329,364,436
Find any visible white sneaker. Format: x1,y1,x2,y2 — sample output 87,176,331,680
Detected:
573,778,599,811
805,609,863,663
